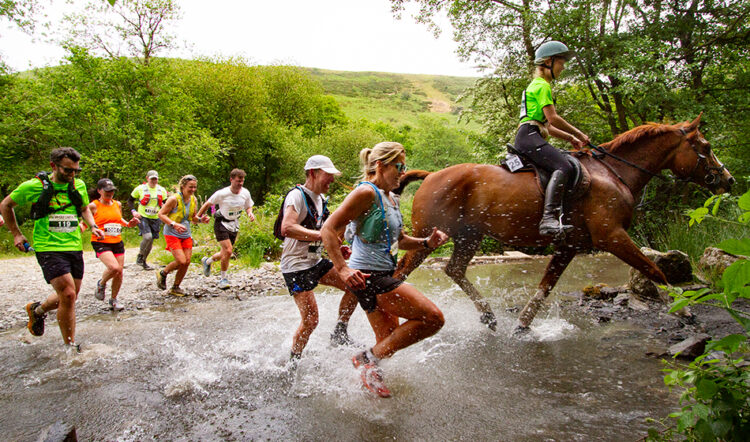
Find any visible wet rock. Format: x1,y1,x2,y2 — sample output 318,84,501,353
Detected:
613,293,629,306
629,248,693,302
627,295,650,311
698,247,744,276
36,421,77,442
668,334,711,360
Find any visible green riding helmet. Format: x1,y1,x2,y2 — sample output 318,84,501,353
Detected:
534,41,576,65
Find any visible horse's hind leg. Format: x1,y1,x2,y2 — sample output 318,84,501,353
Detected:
444,232,497,330
516,245,577,332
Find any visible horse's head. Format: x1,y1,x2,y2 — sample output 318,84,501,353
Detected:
670,114,735,194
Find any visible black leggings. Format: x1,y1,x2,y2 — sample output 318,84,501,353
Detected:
514,124,573,181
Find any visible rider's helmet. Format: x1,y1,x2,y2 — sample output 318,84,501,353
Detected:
534,41,576,65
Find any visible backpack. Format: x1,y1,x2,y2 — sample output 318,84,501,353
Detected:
29,172,84,220
273,186,329,240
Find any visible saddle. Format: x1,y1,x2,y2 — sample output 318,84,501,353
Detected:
500,144,591,200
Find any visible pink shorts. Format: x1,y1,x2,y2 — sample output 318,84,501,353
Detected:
165,235,193,251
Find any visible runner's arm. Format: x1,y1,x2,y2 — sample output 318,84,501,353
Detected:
280,205,320,241
81,204,105,240
127,195,141,219
196,200,212,218
0,195,28,250
398,226,449,250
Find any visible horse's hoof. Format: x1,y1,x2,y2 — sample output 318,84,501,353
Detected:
479,312,497,331
511,325,531,338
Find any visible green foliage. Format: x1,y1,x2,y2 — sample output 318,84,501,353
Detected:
230,214,282,267
647,189,750,440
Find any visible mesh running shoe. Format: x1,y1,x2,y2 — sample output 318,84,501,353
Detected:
95,279,106,300
25,302,46,336
201,256,212,277
352,352,391,398
156,270,167,290
168,286,186,297
218,277,230,290
109,298,124,311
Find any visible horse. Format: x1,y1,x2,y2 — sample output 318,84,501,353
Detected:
393,115,735,332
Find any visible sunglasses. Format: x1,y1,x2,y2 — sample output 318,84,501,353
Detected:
393,162,407,173
56,164,82,174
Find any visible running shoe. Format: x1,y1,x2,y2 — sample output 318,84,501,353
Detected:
109,298,124,311
218,277,230,290
156,269,167,290
352,352,391,398
141,261,154,271
201,256,211,277
95,279,106,301
25,302,46,337
168,286,186,297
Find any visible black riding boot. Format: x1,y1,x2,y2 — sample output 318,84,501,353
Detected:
539,170,573,236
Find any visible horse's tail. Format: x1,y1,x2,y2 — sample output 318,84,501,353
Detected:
394,170,431,195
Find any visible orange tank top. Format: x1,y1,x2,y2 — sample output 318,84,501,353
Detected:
92,199,125,244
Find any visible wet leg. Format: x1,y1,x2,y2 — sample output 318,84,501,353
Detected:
292,291,319,356
444,233,496,330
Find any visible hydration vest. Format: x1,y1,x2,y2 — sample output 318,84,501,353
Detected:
139,183,164,207
167,193,197,224
29,172,84,220
273,186,329,240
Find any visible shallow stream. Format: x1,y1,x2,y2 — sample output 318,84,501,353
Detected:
0,254,675,440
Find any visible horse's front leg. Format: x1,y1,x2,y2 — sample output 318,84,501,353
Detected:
516,245,577,331
597,228,667,284
394,247,432,281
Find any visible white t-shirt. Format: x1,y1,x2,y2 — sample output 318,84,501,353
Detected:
207,186,253,232
280,186,326,273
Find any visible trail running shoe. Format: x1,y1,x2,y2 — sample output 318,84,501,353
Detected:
141,261,154,271
156,270,167,290
201,256,212,277
25,302,46,337
352,352,391,398
218,277,230,290
95,279,106,300
168,286,186,297
109,298,124,311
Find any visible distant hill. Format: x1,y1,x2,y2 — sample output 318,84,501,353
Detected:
305,68,479,128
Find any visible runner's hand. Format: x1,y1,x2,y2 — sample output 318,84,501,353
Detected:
200,215,211,224
13,233,29,252
248,212,256,222
173,223,187,233
340,266,370,290
425,227,449,249
92,228,105,240
127,218,140,227
131,211,142,220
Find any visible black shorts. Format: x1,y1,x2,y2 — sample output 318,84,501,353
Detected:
282,259,334,295
36,251,85,284
91,241,126,257
214,219,238,244
138,217,161,239
351,269,403,313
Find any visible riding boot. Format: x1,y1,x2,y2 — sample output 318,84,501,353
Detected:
539,170,574,236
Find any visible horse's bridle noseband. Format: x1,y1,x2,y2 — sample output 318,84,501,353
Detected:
678,127,727,186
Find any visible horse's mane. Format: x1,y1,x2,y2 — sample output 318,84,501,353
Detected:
600,122,684,153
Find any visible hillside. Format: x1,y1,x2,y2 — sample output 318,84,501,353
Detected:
305,68,479,128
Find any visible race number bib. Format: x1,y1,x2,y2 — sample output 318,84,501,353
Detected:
48,214,78,233
103,223,122,237
225,206,243,220
144,206,159,216
506,153,524,172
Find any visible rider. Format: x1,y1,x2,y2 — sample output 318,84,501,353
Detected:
0,147,104,350
515,40,590,236
129,170,168,270
197,168,255,290
321,142,449,397
88,178,140,311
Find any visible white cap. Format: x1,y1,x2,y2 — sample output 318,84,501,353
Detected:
146,170,159,179
304,155,341,175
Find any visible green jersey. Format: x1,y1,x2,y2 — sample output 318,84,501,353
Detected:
10,178,89,252
131,183,168,219
519,77,554,124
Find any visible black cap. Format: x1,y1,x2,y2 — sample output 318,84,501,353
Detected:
97,178,116,191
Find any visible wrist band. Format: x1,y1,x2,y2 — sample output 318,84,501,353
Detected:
423,239,430,249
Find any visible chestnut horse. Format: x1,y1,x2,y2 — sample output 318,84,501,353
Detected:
393,115,734,332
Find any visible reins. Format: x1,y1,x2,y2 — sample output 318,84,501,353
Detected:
588,142,668,182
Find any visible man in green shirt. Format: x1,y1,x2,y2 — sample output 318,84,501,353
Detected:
128,170,168,270
0,147,104,350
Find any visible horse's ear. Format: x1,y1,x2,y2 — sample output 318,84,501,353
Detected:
686,112,703,132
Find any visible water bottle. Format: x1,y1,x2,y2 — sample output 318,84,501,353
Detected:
23,242,35,253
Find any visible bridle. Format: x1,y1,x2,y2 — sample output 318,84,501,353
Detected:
678,127,727,186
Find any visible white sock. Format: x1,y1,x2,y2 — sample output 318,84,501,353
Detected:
206,257,213,265
366,348,379,363
35,305,45,315
221,271,227,279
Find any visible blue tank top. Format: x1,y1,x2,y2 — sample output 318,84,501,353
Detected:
348,183,402,272
163,196,192,239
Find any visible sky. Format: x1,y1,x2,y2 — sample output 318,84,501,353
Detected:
1,0,482,77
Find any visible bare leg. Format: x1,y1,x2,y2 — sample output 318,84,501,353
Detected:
291,291,319,356
111,254,126,299
98,251,123,288
211,239,233,272
517,246,576,329
172,248,192,287
369,284,444,360
47,274,81,345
